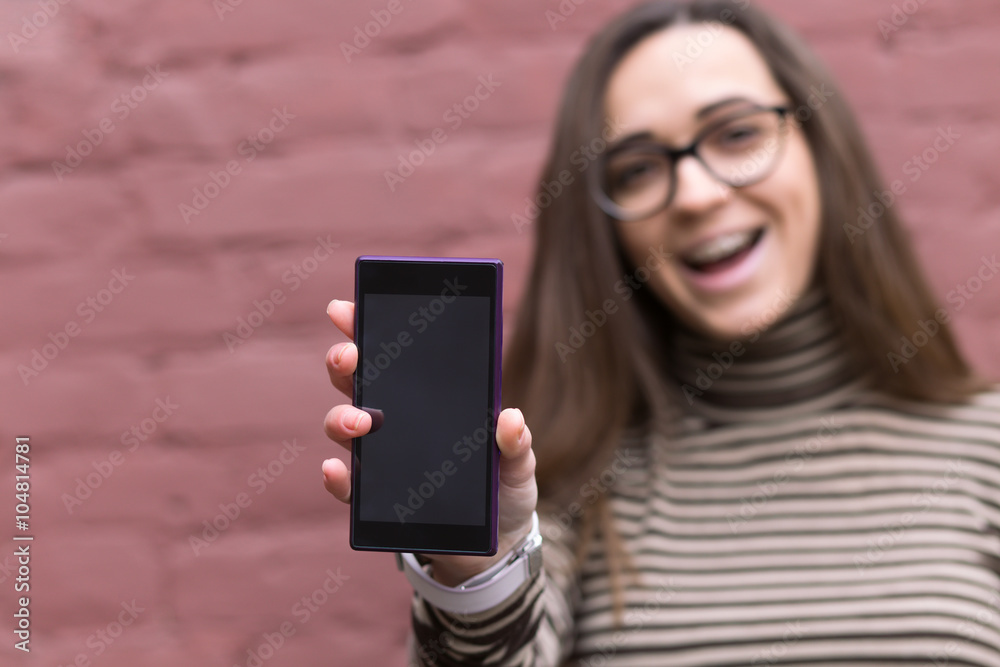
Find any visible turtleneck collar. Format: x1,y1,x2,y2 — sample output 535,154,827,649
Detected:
663,287,868,425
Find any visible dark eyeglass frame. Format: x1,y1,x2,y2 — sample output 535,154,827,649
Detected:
590,105,791,222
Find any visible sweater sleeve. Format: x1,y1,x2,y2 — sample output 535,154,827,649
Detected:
405,512,581,666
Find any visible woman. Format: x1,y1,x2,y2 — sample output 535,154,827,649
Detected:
323,1,1000,664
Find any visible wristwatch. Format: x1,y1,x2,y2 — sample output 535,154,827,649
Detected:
395,511,543,615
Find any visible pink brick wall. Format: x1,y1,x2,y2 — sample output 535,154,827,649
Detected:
1,1,997,665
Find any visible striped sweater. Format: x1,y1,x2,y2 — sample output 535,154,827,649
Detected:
407,290,1000,666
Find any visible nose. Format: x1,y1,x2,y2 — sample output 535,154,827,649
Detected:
671,154,730,215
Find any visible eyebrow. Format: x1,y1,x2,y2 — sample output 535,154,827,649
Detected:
605,96,760,154
696,96,756,119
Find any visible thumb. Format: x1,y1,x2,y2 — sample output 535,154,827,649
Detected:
496,407,535,491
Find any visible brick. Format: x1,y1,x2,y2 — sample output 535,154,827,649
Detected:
884,30,1000,114
77,1,362,65
16,249,342,349
392,43,576,134
157,340,335,436
0,262,145,362
342,0,466,54
806,41,893,116
761,0,886,38
170,523,410,629
35,624,229,667
32,529,159,628
124,143,481,243
184,438,328,530
475,133,554,226
0,54,109,165
269,617,410,667
1,352,153,436
0,174,131,257
518,0,638,38
96,57,398,157
864,121,997,234
41,440,235,528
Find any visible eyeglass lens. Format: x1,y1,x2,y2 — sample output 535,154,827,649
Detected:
602,108,787,219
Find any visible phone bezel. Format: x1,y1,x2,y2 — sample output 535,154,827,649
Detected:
349,256,502,556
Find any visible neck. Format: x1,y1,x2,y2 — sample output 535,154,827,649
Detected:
664,288,866,424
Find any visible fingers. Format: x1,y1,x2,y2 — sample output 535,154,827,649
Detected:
325,300,358,399
327,300,355,340
323,404,372,450
326,341,357,397
495,408,535,490
322,457,351,503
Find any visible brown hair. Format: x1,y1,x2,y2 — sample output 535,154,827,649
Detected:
502,0,986,613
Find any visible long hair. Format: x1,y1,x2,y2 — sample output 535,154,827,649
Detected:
502,0,986,610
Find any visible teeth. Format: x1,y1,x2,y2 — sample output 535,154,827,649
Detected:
684,231,757,266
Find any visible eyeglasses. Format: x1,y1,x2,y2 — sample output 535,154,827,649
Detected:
591,105,791,221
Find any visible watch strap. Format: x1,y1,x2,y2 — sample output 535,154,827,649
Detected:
396,512,542,615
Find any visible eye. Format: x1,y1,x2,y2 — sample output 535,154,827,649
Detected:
702,112,777,154
607,153,667,193
715,122,763,148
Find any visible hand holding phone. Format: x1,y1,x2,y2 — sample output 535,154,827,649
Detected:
322,261,538,581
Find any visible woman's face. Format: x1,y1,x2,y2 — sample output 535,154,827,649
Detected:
604,24,822,341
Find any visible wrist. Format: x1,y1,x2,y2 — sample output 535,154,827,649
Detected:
397,512,543,615
429,520,536,586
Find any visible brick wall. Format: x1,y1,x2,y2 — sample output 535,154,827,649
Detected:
1,0,997,665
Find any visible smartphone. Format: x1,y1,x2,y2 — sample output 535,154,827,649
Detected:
350,256,502,555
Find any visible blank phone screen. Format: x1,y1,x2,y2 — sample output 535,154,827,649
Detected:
358,292,491,525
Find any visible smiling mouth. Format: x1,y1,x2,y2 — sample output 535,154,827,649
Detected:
681,228,766,273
